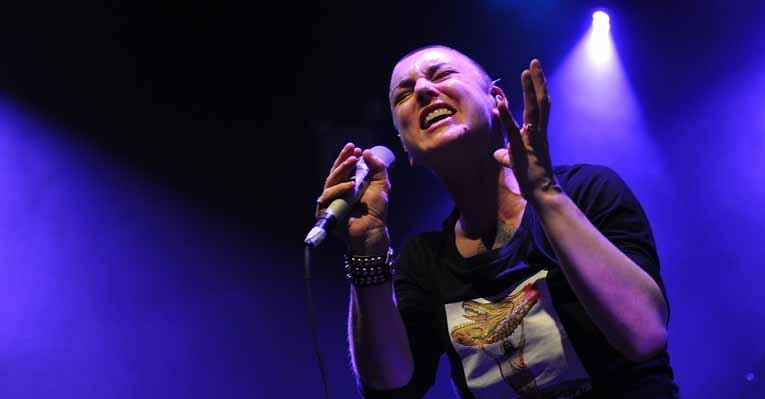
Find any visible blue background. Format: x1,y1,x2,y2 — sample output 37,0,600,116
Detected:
0,1,763,397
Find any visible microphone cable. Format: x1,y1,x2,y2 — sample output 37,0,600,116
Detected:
304,244,331,399
301,145,395,399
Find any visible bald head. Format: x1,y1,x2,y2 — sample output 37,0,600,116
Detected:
391,45,493,93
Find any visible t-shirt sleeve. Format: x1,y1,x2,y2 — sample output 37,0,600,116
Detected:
358,236,444,399
562,165,668,302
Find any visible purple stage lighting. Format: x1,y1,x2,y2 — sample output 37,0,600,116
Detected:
548,8,667,193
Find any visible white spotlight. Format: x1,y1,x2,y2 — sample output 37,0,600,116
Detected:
588,11,613,66
592,11,610,35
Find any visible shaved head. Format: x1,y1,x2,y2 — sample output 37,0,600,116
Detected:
392,45,493,91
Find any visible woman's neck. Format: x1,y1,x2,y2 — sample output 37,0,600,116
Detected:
436,150,525,239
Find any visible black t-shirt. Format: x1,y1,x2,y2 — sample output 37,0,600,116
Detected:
360,164,678,399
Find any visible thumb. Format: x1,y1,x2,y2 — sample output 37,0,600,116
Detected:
363,149,390,181
363,149,385,170
493,148,512,168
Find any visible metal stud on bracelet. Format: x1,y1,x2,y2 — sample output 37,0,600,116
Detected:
343,247,395,287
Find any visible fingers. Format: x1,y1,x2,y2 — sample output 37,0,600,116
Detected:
324,155,359,189
529,59,550,134
329,143,363,175
498,97,524,153
331,142,355,171
362,149,385,170
493,148,512,168
316,181,356,210
521,69,538,127
360,149,393,199
361,149,389,180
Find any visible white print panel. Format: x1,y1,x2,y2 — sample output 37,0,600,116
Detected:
444,269,591,398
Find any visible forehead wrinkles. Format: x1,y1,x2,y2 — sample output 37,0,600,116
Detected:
389,48,482,93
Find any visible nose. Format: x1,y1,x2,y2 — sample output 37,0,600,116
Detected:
414,78,439,107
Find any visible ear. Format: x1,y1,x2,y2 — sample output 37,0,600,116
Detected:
489,85,506,107
488,85,510,146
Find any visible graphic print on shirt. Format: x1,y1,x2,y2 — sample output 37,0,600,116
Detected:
445,270,591,398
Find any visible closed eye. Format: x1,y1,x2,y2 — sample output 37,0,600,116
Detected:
394,90,412,105
433,69,456,81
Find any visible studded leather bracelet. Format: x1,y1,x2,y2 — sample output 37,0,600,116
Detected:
344,247,395,287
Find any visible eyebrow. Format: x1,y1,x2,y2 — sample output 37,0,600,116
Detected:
391,62,451,93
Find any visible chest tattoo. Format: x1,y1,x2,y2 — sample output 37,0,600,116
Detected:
476,221,518,254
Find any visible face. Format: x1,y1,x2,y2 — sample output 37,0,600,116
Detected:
389,47,498,167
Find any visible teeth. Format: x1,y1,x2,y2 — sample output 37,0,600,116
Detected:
425,107,454,124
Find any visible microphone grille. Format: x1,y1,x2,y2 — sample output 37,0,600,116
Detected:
369,145,396,168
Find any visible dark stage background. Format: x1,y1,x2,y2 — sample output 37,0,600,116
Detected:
0,1,763,398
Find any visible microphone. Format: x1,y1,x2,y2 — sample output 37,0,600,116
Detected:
304,146,396,247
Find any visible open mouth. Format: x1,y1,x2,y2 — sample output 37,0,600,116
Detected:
420,104,456,130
